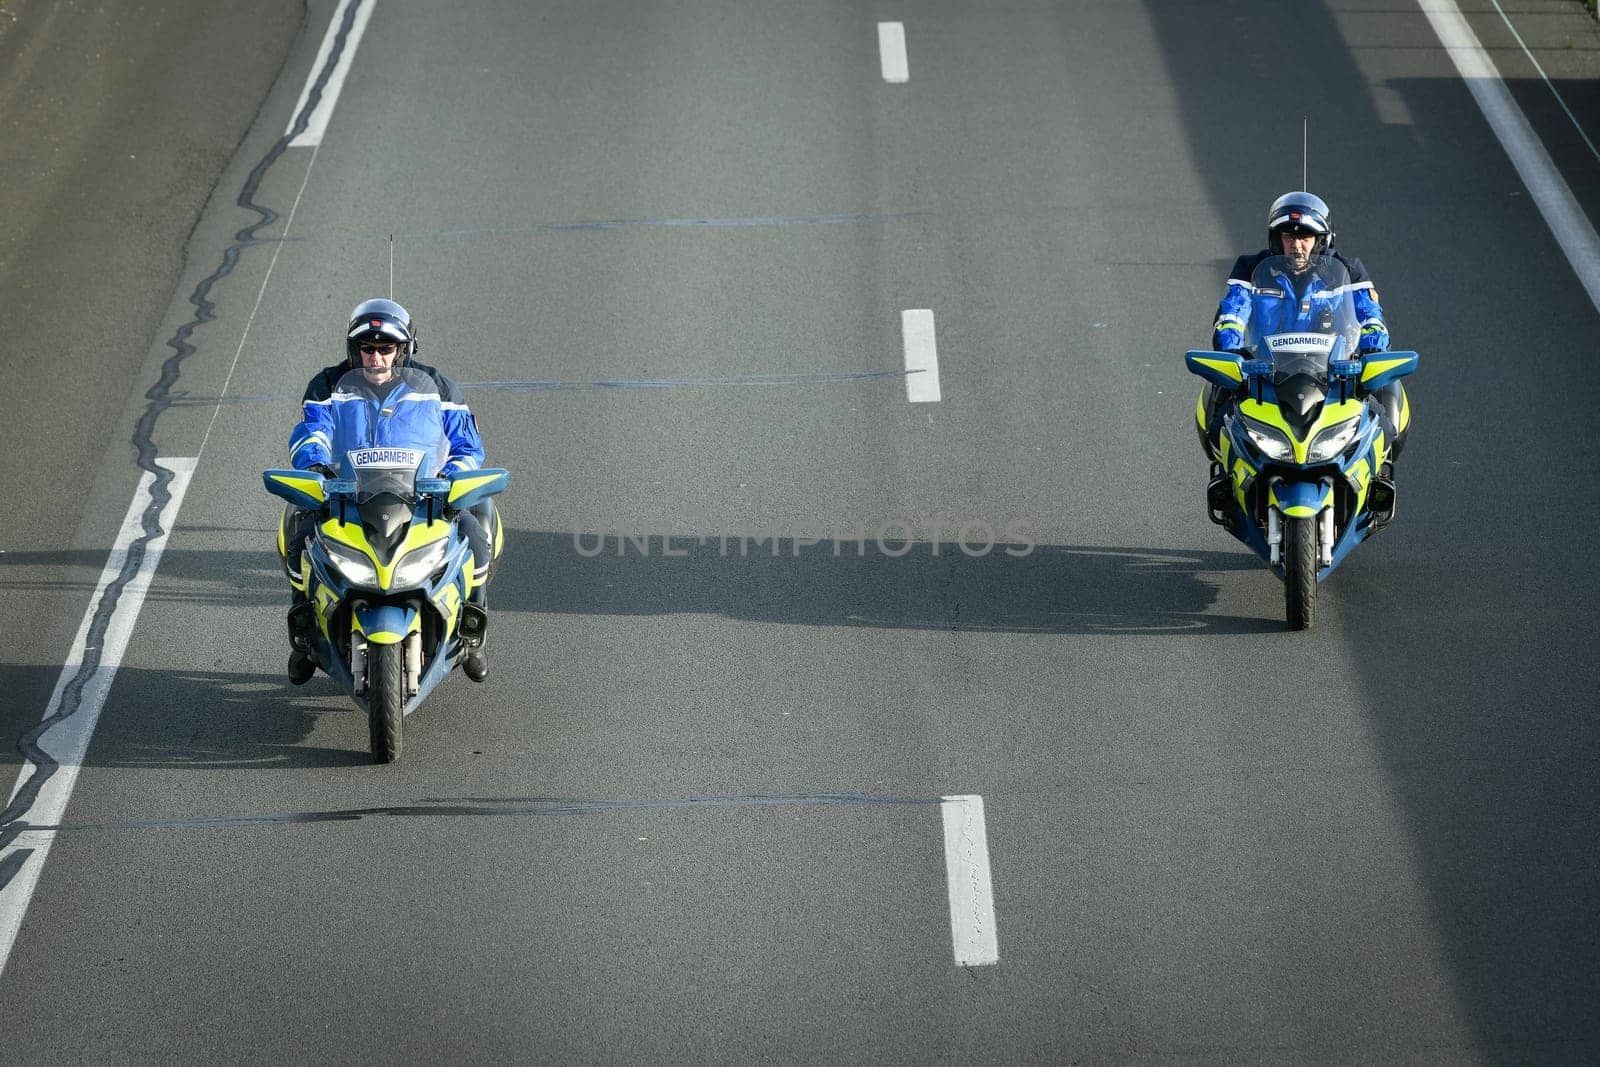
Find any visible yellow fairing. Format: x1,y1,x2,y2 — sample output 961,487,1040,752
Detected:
320,518,451,590
448,473,502,505
1397,384,1411,432
313,583,339,638
434,582,462,637
492,507,504,560
1192,358,1244,384
1361,357,1413,384
1195,389,1208,432
1348,458,1372,513
1239,398,1363,464
267,473,326,504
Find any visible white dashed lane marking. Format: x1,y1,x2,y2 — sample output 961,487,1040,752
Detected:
902,309,942,402
878,22,909,83
941,794,999,966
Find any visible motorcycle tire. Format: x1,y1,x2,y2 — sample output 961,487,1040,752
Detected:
1283,516,1317,631
367,642,404,763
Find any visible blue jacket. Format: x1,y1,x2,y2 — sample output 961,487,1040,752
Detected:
288,361,484,475
1212,250,1389,353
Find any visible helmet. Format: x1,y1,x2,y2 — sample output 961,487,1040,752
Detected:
1266,191,1334,254
345,298,417,369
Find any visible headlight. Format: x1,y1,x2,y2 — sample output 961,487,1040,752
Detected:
322,539,379,586
1242,419,1294,461
390,539,449,588
1307,417,1360,462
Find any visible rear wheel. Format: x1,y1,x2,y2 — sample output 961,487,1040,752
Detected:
367,642,404,763
1283,516,1318,631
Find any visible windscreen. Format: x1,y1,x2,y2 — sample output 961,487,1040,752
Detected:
1243,254,1362,381
328,366,450,503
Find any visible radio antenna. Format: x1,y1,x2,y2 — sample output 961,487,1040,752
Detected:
1302,118,1308,188
388,234,395,299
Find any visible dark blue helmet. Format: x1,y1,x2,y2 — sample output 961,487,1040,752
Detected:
345,298,417,369
1267,191,1334,254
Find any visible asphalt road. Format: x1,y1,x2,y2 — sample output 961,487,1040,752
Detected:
2,0,1599,1061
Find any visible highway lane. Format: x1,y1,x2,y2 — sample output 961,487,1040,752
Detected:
0,0,303,780
3,0,1599,1060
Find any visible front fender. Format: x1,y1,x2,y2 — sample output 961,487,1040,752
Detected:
1268,478,1333,519
353,603,419,645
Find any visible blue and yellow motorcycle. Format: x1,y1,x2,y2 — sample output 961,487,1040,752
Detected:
1187,254,1417,630
264,368,508,761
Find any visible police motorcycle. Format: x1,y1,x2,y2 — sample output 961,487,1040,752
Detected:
1185,254,1417,630
264,367,508,762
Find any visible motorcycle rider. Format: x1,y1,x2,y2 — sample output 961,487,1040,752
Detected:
280,298,501,684
1198,191,1409,515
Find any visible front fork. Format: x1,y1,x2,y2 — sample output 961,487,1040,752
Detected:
349,633,424,698
1265,478,1336,569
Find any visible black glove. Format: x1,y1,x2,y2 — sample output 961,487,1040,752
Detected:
308,463,337,479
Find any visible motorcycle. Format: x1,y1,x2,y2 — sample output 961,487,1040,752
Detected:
264,367,508,762
1186,253,1417,630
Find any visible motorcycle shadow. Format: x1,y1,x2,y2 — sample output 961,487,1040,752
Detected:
0,664,372,774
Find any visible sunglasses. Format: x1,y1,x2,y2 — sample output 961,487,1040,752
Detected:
358,343,399,356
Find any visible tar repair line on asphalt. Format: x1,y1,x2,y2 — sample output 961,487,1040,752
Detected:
285,0,375,147
1419,0,1600,315
902,309,942,402
878,22,909,83
16,787,1000,967
942,795,1000,966
0,0,358,979
0,459,196,980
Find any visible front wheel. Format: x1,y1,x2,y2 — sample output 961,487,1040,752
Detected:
367,642,404,763
1283,515,1317,631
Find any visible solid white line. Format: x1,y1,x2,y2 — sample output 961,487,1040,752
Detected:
878,22,909,83
0,458,197,980
941,794,999,966
1418,0,1600,316
902,309,941,402
285,0,376,147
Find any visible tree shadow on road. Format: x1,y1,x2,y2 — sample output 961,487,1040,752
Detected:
492,528,1283,636
0,664,371,776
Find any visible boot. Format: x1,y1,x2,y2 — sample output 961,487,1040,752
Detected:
462,642,488,683
287,596,317,685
